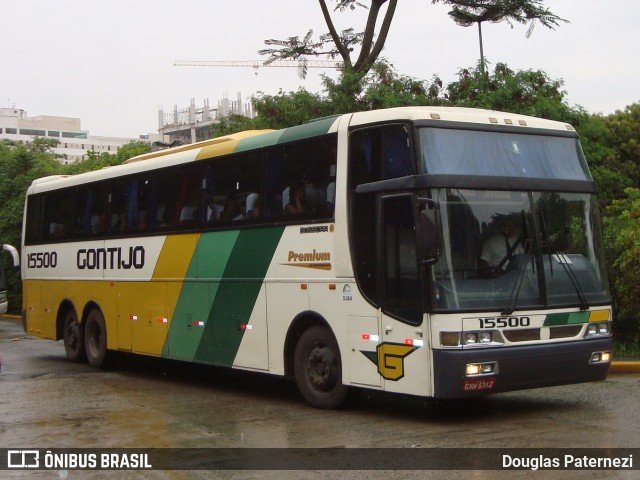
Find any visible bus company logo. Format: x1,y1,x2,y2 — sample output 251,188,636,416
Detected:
283,249,331,270
8,450,39,469
77,246,145,270
361,343,418,381
342,284,352,301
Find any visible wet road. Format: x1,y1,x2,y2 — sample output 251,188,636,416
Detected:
1,318,638,479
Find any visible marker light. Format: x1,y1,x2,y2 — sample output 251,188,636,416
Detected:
440,332,460,347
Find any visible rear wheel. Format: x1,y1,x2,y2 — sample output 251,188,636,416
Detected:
84,309,107,368
63,309,85,362
294,326,349,409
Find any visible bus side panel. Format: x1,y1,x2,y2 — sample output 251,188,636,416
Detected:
231,283,269,371
23,282,46,338
266,282,310,376
194,228,284,367
162,228,283,367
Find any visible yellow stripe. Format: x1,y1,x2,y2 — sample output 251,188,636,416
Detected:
589,310,610,322
195,130,271,160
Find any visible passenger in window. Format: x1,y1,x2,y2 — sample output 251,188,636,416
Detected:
245,193,260,219
221,194,245,222
285,182,308,216
206,200,219,223
180,191,199,224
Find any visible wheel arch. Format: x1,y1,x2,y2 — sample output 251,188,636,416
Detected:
55,299,78,341
283,310,334,379
81,300,103,324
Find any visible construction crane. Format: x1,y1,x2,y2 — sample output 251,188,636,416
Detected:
174,59,342,75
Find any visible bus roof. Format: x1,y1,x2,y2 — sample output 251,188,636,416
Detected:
349,106,575,132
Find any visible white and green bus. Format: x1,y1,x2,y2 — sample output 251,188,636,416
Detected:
21,107,613,408
1,244,19,315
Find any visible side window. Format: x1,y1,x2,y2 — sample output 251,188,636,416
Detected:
78,184,108,236
43,189,77,240
25,195,44,244
264,137,336,221
204,153,261,224
348,124,413,187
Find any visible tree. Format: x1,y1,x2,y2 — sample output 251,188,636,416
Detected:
436,1,567,73
604,187,640,342
0,140,64,311
259,0,397,79
446,62,577,121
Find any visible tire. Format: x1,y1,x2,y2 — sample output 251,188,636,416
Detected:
294,325,349,409
63,309,85,362
84,309,107,368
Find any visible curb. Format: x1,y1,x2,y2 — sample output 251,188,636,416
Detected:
609,361,640,374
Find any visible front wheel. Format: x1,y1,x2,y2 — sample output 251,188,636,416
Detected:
84,309,107,368
294,326,349,409
63,309,85,362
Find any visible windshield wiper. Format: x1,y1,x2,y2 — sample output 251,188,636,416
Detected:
538,211,589,311
553,253,589,311
501,240,531,316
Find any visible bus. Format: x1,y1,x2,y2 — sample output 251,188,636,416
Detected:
1,244,19,315
21,107,613,408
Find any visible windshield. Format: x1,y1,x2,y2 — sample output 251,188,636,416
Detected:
419,128,591,180
430,189,611,312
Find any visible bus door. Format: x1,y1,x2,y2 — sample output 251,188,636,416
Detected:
378,194,433,397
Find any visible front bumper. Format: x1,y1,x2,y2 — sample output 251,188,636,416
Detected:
433,337,612,398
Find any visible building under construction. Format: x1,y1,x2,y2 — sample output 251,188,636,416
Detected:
158,93,253,145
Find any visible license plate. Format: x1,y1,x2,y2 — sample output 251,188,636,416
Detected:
463,377,496,392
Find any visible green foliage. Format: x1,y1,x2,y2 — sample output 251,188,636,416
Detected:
446,62,577,121
252,89,334,129
0,139,150,312
604,188,640,341
0,139,65,312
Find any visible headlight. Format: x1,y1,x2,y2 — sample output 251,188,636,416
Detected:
479,332,492,343
585,322,611,337
464,332,478,344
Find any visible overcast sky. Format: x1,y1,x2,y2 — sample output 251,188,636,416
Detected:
3,0,638,138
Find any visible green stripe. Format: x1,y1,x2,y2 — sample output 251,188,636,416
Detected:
276,116,338,144
162,230,239,360
544,311,590,326
234,130,283,153
194,227,284,365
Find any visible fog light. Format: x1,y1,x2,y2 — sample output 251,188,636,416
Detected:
466,364,481,376
441,332,460,347
464,333,478,344
590,351,612,364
